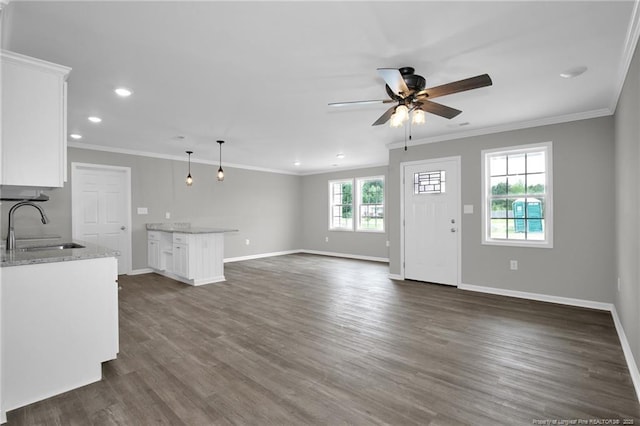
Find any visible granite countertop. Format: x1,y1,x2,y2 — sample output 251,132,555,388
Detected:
146,223,238,234
1,240,119,268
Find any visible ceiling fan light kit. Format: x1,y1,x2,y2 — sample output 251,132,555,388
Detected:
389,116,402,128
391,104,409,127
412,109,426,125
329,66,492,128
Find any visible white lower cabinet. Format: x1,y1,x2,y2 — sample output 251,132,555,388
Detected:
147,230,225,285
148,239,160,270
0,257,118,417
172,242,189,279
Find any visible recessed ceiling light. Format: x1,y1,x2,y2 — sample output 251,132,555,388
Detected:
560,66,587,79
115,87,132,97
331,163,338,167
69,133,82,140
336,153,345,159
293,161,301,166
88,116,102,123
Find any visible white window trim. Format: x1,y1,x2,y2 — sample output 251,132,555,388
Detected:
356,175,385,233
481,141,553,248
328,178,354,231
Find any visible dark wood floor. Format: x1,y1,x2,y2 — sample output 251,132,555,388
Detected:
6,254,639,425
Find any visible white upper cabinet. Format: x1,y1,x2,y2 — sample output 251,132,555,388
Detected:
1,50,71,188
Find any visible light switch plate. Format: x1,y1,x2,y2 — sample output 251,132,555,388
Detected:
137,207,148,215
464,204,474,214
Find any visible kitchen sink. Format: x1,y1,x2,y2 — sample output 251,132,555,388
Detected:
18,242,85,252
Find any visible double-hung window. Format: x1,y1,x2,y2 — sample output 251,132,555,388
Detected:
356,176,384,232
482,142,553,247
329,176,385,232
329,179,353,230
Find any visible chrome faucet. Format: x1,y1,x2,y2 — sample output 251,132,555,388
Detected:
6,201,49,250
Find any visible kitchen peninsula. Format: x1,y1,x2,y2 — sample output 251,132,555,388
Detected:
146,223,237,285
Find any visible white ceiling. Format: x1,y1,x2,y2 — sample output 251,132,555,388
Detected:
3,1,639,175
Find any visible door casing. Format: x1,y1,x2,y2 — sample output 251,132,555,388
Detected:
71,162,132,275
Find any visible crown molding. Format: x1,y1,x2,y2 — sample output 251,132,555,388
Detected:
68,142,390,177
1,49,71,77
67,142,300,176
386,108,612,151
610,0,640,112
299,161,389,176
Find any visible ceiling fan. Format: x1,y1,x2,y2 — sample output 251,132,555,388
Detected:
329,67,492,127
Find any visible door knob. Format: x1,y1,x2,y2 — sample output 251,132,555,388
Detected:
120,226,126,230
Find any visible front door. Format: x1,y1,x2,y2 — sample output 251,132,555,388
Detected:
71,163,131,275
403,157,460,286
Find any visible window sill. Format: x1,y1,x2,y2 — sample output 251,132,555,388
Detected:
482,239,553,249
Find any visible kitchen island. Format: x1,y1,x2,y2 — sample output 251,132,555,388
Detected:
0,241,119,423
146,223,237,285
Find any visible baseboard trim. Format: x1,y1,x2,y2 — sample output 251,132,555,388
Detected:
459,282,640,403
127,268,154,276
224,250,300,263
388,274,404,280
150,270,226,286
299,249,388,263
458,283,612,311
611,305,640,402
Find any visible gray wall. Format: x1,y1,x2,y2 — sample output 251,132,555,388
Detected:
1,148,303,270
388,116,616,303
615,38,640,367
301,166,388,259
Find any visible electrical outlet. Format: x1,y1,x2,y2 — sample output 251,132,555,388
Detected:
325,236,329,243
165,212,171,219
137,207,148,215
510,260,518,270
245,239,250,245
386,240,390,247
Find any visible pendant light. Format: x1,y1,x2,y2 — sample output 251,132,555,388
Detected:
185,151,193,186
216,140,225,181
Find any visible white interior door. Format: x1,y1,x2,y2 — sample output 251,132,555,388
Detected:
72,163,131,275
403,158,460,286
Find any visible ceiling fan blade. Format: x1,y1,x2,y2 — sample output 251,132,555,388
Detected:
417,74,492,99
417,100,462,119
372,105,397,126
377,68,411,98
328,99,394,107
